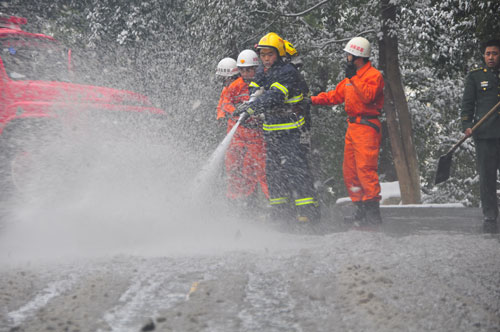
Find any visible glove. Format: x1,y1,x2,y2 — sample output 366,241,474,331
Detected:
233,102,249,117
303,96,312,106
249,87,264,102
345,61,357,79
233,103,255,121
238,111,250,123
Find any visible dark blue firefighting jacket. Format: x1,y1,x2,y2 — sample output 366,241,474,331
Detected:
248,59,305,132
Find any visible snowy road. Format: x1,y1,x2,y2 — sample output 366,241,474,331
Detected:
1,207,499,332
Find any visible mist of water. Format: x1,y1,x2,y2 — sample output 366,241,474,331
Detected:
192,114,244,200
0,107,295,265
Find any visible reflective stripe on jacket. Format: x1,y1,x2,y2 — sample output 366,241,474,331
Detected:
248,60,304,129
263,117,305,131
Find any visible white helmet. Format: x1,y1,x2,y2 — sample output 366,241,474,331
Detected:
237,49,259,67
343,37,371,58
216,57,238,77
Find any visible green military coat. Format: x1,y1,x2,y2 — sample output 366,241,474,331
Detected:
461,66,500,138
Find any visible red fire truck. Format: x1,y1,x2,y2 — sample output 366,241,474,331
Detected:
0,14,166,197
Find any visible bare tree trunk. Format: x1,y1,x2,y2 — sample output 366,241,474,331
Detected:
379,0,421,204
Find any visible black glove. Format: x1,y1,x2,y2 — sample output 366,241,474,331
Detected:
345,61,357,79
238,111,250,123
303,96,312,106
233,103,255,122
233,103,249,117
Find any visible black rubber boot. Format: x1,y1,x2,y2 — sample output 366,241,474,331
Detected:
364,200,382,224
296,204,321,224
344,201,366,223
270,203,295,224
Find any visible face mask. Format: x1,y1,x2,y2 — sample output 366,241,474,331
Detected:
345,58,357,79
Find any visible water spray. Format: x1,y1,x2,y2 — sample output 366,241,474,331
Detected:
192,113,247,199
191,88,264,200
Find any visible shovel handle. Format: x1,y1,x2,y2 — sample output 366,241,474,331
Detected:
448,100,500,155
470,100,500,132
447,135,468,155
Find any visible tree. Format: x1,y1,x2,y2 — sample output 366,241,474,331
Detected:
379,0,421,204
4,0,499,206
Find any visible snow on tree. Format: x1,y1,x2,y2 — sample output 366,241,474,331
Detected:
3,0,498,205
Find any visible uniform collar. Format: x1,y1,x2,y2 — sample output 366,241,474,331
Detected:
263,60,284,74
356,61,372,77
484,66,499,72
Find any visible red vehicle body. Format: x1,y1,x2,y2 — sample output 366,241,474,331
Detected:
0,14,166,196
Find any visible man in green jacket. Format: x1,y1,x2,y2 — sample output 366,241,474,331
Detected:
461,39,500,229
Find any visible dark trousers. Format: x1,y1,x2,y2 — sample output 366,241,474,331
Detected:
265,129,319,221
474,137,500,220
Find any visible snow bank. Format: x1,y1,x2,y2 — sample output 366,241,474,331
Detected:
336,181,464,207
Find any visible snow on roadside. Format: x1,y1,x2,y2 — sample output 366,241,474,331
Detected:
336,181,465,207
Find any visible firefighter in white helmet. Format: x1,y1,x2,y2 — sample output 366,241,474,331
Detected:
216,57,238,78
311,36,385,225
219,50,269,214
216,57,239,121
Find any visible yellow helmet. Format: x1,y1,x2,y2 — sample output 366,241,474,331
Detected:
284,40,297,57
257,32,286,57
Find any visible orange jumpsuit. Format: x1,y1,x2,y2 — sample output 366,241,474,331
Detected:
217,77,269,200
312,61,384,202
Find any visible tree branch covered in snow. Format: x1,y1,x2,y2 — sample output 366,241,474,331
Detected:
313,29,376,49
281,0,330,17
4,0,499,205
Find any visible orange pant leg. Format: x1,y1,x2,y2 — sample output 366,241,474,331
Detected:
343,128,363,202
245,139,269,199
226,138,269,200
343,122,381,202
225,141,246,200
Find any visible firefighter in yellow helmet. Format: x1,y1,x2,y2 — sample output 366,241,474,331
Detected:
234,32,320,225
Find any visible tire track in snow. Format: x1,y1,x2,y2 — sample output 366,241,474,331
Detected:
239,267,302,332
7,273,79,327
99,269,188,332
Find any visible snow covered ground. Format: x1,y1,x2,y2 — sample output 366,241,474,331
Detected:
0,145,498,331
0,204,499,331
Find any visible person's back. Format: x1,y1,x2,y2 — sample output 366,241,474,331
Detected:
284,40,312,130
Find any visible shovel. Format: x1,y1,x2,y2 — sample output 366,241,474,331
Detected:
435,100,500,185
